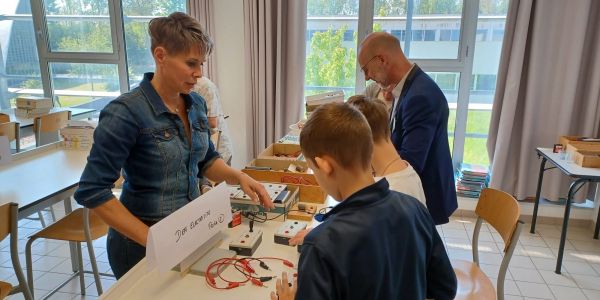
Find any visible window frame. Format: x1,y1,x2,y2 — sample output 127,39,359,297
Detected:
353,0,482,170
25,0,189,107
30,0,129,105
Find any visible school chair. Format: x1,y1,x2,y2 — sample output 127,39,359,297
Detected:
452,188,524,300
0,203,33,300
33,110,71,147
0,121,20,153
0,113,9,123
25,207,109,299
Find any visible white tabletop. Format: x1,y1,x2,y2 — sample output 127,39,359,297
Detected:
101,219,306,300
0,142,89,213
0,107,96,128
537,148,600,178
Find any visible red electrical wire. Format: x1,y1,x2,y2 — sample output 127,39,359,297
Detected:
205,256,296,290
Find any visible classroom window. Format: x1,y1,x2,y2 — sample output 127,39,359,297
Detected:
304,0,509,171
0,0,186,110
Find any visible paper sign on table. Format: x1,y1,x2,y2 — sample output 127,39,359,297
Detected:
146,182,232,273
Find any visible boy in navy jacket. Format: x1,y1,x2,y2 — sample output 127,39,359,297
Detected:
271,103,456,300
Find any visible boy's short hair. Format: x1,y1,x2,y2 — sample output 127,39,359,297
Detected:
148,12,213,56
347,95,390,143
300,103,373,171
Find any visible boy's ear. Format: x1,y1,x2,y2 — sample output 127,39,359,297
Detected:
314,156,333,176
154,46,167,64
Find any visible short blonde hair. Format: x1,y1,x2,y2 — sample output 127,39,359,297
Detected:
300,103,373,171
347,95,390,143
148,12,213,56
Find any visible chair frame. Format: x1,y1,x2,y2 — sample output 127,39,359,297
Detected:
471,215,524,300
25,207,109,299
466,188,525,300
0,203,33,300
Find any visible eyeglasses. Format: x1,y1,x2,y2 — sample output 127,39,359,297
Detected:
360,55,381,74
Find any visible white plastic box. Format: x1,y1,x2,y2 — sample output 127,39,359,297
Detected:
60,120,97,150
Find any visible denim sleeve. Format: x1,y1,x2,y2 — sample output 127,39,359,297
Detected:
196,94,221,176
74,101,139,208
198,138,221,176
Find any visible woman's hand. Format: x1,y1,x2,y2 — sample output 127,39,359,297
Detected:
238,172,275,209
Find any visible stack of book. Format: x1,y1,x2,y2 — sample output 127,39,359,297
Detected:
456,163,490,198
15,96,52,118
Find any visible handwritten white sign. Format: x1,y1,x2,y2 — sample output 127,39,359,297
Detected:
146,182,232,273
0,136,12,165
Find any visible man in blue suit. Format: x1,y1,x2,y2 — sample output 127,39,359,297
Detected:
358,32,457,224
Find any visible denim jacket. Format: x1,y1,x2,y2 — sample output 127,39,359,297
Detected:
74,73,220,221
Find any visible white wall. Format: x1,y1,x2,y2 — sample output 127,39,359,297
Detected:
213,0,251,169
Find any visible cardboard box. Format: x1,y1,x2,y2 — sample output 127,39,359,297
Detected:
15,107,51,118
16,96,53,109
572,150,600,168
258,143,303,160
60,120,96,150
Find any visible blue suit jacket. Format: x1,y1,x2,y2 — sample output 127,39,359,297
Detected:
391,65,457,224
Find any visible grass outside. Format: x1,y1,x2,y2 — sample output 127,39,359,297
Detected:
56,82,112,107
448,109,492,166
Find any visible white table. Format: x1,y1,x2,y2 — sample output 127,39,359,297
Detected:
530,147,600,274
100,220,305,299
0,142,89,218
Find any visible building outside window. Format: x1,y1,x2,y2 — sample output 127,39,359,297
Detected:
0,0,185,111
305,0,509,168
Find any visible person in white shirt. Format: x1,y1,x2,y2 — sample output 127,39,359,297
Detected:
364,81,394,111
347,95,426,204
289,95,427,246
193,76,233,164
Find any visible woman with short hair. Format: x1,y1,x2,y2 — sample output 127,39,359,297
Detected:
74,12,273,278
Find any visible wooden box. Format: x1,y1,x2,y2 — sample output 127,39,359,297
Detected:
246,158,308,172
287,203,319,222
558,135,583,146
258,143,303,160
242,168,325,203
572,150,600,168
242,166,317,186
565,142,600,158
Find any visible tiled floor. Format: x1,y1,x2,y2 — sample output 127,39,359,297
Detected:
1,207,600,299
441,217,600,300
0,205,115,300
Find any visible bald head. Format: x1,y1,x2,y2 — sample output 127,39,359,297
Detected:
359,32,404,61
358,32,412,87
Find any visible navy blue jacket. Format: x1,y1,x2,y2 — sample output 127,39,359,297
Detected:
392,65,457,225
296,179,457,300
